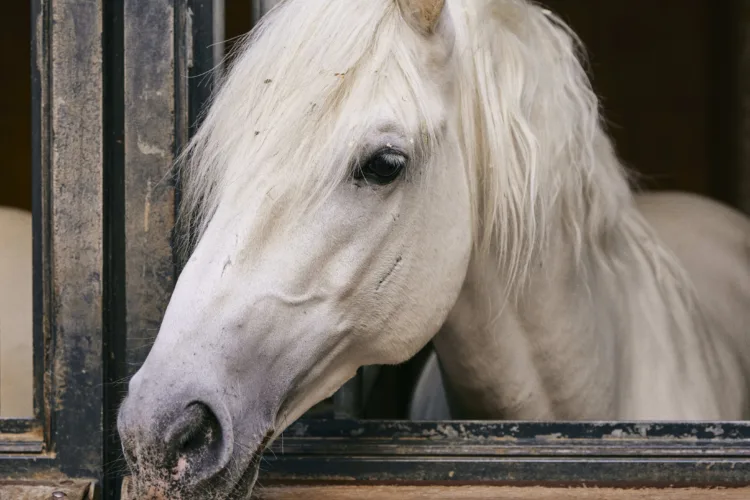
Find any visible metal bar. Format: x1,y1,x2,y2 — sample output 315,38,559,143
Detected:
30,0,50,437
100,0,187,495
188,0,225,141
270,420,750,458
259,456,750,487
47,0,105,479
251,0,282,27
101,0,125,497
122,0,179,378
214,0,226,69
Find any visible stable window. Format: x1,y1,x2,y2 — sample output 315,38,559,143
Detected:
1,1,749,499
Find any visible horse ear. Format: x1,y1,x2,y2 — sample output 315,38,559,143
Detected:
396,0,445,35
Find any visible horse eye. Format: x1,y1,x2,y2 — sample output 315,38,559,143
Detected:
355,149,407,185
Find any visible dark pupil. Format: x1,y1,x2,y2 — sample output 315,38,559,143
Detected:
359,152,405,185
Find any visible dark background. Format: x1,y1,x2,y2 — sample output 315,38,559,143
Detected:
1,1,741,212
1,1,32,211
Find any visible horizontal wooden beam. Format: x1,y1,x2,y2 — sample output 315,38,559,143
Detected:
120,476,750,500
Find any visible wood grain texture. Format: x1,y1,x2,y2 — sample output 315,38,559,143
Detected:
253,485,750,500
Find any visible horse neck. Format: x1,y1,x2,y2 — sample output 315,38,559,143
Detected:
433,177,734,420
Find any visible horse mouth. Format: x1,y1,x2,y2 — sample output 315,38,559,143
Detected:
123,430,272,500
226,454,262,499
227,430,274,499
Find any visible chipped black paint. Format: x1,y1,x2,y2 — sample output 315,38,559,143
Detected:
258,420,750,486
282,419,750,442
259,456,750,487
46,0,105,481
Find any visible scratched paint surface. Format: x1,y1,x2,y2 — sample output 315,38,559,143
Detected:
123,0,178,375
48,0,105,479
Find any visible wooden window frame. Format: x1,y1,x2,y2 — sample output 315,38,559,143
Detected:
0,0,106,488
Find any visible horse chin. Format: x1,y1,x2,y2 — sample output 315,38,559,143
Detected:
125,455,261,500
123,430,269,500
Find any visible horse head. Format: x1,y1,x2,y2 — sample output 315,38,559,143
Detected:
117,0,472,497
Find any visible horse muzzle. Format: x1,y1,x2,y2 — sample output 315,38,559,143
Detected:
117,370,269,499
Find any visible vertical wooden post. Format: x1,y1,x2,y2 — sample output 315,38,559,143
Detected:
121,0,180,376
48,0,105,479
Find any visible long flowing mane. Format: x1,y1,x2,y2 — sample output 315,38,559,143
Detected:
177,0,740,416
451,1,736,415
456,1,738,415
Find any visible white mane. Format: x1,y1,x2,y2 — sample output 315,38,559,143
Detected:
178,0,733,414
178,0,440,254
179,0,626,281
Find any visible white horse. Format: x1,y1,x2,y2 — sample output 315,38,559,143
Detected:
117,0,750,497
0,206,33,418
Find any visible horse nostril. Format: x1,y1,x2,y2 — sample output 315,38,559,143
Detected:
164,402,226,480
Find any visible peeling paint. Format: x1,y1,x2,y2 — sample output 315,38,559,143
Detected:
537,432,564,440
137,134,168,158
707,425,725,437
144,178,152,233
435,424,460,438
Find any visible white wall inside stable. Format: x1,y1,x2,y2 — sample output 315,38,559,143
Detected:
0,207,33,417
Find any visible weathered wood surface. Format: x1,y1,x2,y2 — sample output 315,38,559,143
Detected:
253,485,750,500
0,479,93,500
48,0,104,478
123,0,178,376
